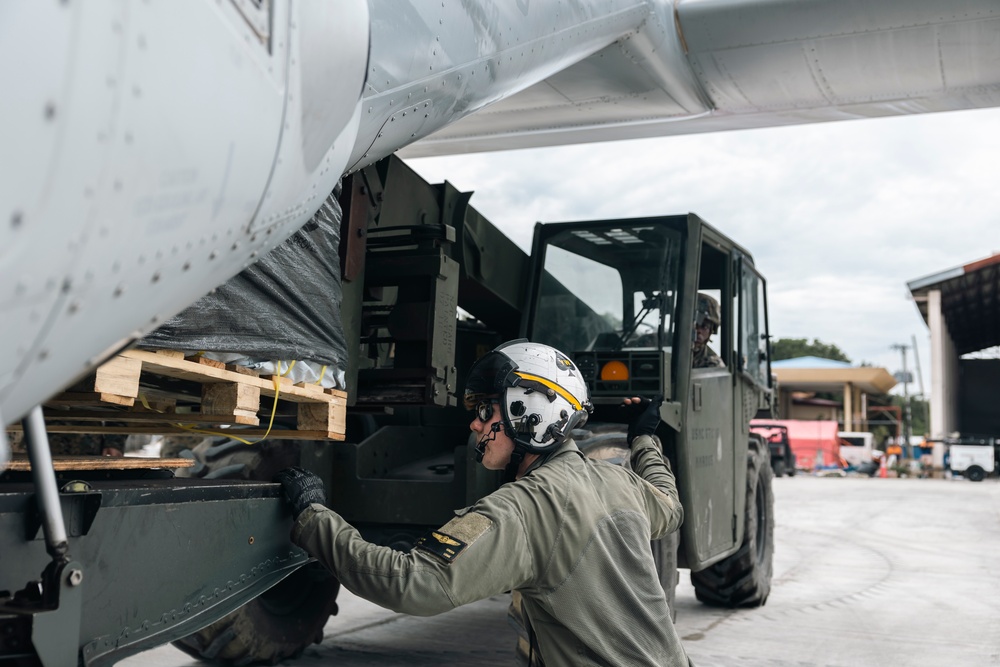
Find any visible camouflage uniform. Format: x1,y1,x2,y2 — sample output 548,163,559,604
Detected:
692,292,724,369
692,345,724,369
292,435,689,666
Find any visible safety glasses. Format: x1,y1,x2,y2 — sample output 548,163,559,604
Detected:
475,399,500,423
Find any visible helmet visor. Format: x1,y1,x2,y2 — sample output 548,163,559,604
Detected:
463,350,518,410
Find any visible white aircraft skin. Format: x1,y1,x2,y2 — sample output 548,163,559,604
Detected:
0,0,370,451
401,0,1000,156
1,0,998,465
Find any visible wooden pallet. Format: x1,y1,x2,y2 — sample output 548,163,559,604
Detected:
28,349,347,441
5,455,196,472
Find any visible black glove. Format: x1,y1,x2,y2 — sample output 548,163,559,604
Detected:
274,467,327,517
622,395,663,445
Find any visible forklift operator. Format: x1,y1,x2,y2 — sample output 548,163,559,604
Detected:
692,292,724,369
276,339,690,666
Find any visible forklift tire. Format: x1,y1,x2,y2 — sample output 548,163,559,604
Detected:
690,435,774,608
173,564,339,666
965,465,986,482
772,460,786,477
170,439,340,665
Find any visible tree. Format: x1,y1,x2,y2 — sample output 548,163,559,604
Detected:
894,395,929,438
771,338,851,363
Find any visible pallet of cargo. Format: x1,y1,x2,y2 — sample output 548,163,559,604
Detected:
24,349,347,441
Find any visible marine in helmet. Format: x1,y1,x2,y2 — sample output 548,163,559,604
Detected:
693,292,724,368
462,340,592,478
275,339,689,666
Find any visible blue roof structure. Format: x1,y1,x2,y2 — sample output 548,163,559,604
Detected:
771,356,852,369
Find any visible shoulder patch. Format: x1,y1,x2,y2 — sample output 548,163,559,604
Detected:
414,512,493,565
414,530,467,564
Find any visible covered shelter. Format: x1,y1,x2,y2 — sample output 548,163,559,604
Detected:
907,253,1000,439
772,357,897,432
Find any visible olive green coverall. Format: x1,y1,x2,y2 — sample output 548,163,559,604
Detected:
292,434,688,666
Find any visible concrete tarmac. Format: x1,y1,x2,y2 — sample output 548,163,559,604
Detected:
126,474,1000,667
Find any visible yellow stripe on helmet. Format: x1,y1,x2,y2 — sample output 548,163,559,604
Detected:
513,372,582,411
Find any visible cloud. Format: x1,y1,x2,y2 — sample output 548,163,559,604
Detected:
409,107,1000,386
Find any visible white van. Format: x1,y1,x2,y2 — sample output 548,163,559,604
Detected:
838,431,874,468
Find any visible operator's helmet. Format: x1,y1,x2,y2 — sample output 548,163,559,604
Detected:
464,339,592,454
695,293,721,333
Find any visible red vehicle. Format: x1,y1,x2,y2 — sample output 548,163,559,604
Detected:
752,419,842,473
750,423,796,477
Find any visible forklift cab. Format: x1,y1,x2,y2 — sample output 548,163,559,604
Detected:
522,213,773,571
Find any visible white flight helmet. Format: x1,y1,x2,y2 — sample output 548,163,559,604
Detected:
464,339,592,455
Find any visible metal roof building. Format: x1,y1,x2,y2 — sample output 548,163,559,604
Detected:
771,357,896,431
907,253,1000,438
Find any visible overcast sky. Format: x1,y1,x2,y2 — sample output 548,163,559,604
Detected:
408,107,1000,396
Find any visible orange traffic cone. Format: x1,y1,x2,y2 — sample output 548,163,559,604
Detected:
878,456,887,479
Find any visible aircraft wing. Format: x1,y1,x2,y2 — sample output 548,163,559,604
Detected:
399,0,1000,156
1,0,998,445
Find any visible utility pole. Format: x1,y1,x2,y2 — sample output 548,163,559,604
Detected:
911,334,926,446
890,343,913,459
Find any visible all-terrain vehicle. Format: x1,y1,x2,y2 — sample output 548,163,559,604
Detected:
751,422,797,477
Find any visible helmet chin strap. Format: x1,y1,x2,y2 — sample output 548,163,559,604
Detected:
475,421,527,482
474,422,502,462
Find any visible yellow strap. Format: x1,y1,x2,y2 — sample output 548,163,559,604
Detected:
314,365,328,386
171,423,257,445
513,371,582,410
139,393,159,413
144,386,250,442
135,360,290,445
170,374,283,445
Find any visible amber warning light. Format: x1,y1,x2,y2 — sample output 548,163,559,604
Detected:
600,360,629,381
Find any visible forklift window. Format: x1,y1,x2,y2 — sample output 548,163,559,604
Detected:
535,245,623,354
696,287,723,365
696,241,728,368
531,224,681,357
740,262,769,387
